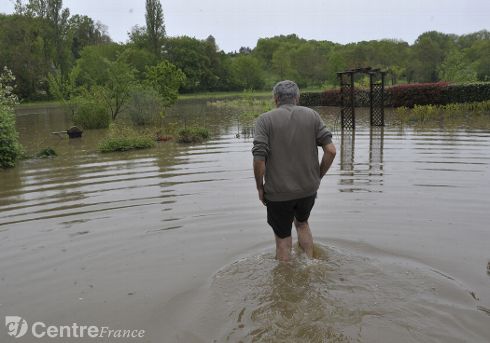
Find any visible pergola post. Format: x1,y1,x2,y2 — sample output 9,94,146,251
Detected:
370,71,385,127
338,71,355,129
338,67,385,129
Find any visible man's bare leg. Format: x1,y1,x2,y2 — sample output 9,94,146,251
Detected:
275,234,292,261
294,218,314,258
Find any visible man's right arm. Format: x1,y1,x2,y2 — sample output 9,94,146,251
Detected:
252,116,269,205
320,143,336,179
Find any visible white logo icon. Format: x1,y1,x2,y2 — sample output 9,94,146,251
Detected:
5,316,28,338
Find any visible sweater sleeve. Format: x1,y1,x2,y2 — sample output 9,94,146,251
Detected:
252,115,270,161
315,111,333,146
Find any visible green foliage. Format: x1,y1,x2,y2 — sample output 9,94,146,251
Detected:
144,60,185,107
465,39,490,81
438,50,477,82
98,123,156,152
47,67,79,114
0,107,23,168
164,36,219,92
36,147,57,158
95,60,137,120
119,47,158,81
68,14,111,59
446,82,490,103
271,45,295,81
73,44,123,87
72,97,110,129
0,14,50,100
407,31,456,82
50,45,137,122
231,55,265,90
0,67,23,168
177,127,209,143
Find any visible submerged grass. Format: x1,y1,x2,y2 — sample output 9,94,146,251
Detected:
394,101,490,127
177,127,210,143
98,123,156,153
207,90,274,123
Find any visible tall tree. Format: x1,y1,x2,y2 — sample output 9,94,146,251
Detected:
409,31,455,82
145,0,165,56
15,0,71,76
68,15,111,59
0,14,49,99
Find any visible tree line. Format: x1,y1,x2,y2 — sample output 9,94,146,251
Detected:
1,0,489,102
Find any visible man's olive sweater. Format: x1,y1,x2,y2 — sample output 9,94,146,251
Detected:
252,104,333,202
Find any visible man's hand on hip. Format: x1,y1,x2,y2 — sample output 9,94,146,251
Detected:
253,159,267,206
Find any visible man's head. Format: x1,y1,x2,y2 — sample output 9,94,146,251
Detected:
273,80,300,107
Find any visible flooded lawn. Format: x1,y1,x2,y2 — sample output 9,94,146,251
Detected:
1,100,490,342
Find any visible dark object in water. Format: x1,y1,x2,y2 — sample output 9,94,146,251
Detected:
67,126,83,138
51,126,83,139
487,261,490,275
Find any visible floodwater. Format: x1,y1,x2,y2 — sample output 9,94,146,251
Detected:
1,100,490,342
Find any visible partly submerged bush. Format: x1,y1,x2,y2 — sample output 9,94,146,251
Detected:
0,106,23,168
0,67,23,168
127,87,163,126
73,98,110,129
177,127,210,143
98,123,155,152
36,147,57,158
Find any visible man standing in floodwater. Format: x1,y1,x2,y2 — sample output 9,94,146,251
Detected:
252,80,336,261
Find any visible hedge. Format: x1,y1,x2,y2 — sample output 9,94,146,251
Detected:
300,82,490,108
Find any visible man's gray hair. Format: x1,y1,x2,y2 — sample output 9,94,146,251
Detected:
273,80,300,105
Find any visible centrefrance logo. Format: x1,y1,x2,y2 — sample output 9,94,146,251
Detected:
5,316,28,338
4,316,145,339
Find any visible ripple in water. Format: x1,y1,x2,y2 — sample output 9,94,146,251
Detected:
180,244,489,343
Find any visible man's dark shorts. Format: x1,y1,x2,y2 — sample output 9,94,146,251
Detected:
266,193,316,238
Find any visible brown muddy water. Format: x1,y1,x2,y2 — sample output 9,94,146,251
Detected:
1,100,490,342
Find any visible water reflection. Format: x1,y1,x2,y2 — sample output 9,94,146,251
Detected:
339,127,384,193
369,127,384,177
339,129,355,192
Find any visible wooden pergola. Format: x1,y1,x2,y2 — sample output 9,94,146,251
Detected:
337,67,386,129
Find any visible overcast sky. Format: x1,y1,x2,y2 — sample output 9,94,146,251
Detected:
1,0,489,52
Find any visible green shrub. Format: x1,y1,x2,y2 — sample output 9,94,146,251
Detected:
0,106,23,168
99,136,155,152
385,82,449,107
73,98,110,129
0,67,22,169
301,82,490,108
177,127,210,143
446,83,490,103
98,124,156,152
127,87,163,126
